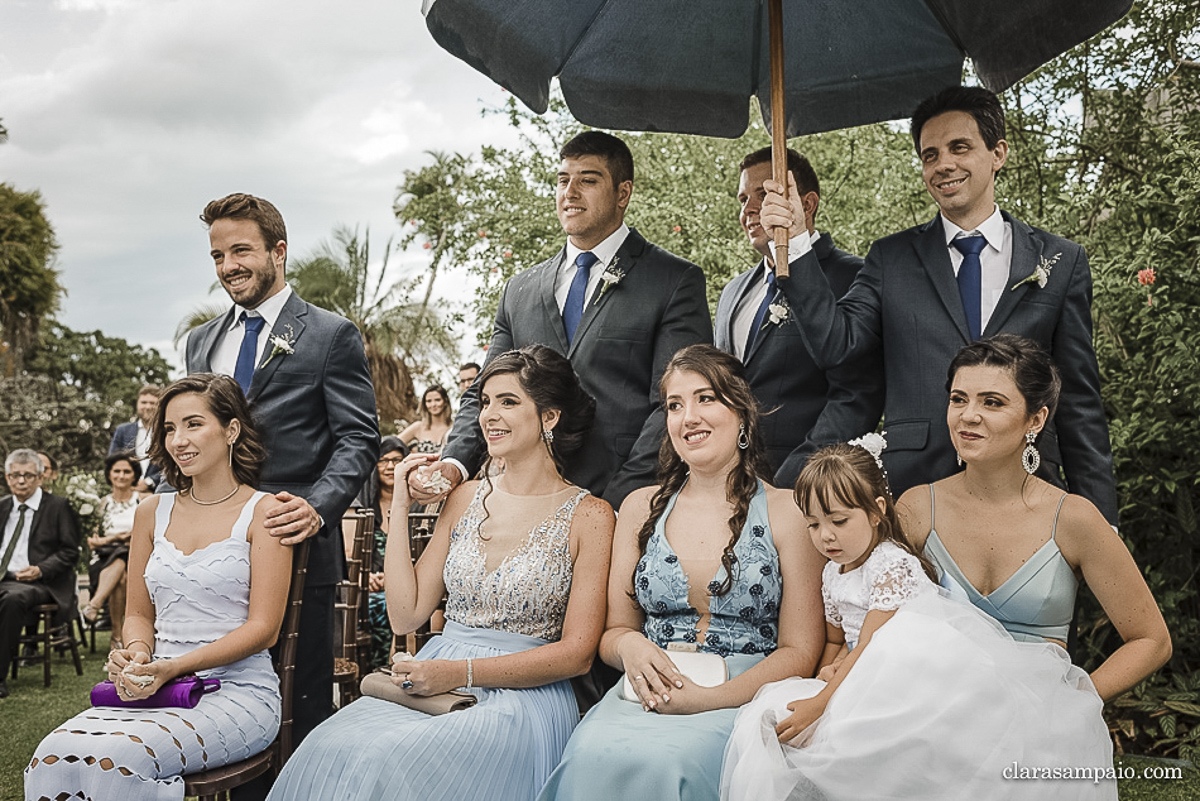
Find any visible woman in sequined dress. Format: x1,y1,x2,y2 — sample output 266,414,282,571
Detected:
539,345,826,801
268,345,614,801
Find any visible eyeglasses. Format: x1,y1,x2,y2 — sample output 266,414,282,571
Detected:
378,457,404,467
6,472,40,482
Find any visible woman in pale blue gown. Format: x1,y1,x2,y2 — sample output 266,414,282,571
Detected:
268,345,614,801
539,345,826,801
26,374,293,801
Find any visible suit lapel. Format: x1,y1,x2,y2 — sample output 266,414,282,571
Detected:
983,212,1037,337
726,262,764,353
248,292,309,401
916,217,972,343
538,249,570,353
567,229,646,358
196,308,235,371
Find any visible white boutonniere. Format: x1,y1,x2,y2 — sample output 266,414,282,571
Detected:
1012,252,1062,291
594,259,626,304
261,324,296,368
767,301,789,326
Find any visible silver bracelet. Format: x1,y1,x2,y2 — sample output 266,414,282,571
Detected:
466,658,473,690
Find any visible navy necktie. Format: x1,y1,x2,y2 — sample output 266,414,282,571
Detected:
745,268,777,355
953,235,986,341
564,251,598,345
234,313,266,394
1,503,28,576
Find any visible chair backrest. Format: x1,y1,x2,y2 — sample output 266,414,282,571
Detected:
337,510,373,671
275,538,310,766
407,512,440,561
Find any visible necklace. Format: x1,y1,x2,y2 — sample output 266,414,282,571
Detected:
188,484,241,506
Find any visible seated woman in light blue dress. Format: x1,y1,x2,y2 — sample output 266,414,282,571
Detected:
539,345,826,801
26,373,293,801
267,345,614,801
720,337,1170,801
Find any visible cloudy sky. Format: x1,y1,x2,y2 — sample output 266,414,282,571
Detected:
1,0,518,375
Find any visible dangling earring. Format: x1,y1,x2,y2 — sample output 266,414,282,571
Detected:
956,452,963,468
542,429,554,444
1022,430,1040,475
737,422,749,450
228,439,235,468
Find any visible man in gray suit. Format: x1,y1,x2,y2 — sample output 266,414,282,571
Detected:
412,131,711,510
761,86,1117,523
715,146,882,489
185,194,379,752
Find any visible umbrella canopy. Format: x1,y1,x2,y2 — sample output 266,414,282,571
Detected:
424,0,1133,139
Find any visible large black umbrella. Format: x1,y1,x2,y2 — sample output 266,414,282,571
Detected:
423,0,1131,272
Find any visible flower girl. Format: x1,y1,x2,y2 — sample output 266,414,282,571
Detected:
720,437,1121,801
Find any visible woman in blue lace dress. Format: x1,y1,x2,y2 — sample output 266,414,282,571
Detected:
267,345,614,801
26,374,293,801
539,345,825,801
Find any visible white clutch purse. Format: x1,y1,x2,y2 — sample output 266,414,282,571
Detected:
621,643,728,702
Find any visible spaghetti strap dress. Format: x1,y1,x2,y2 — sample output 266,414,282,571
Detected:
26,492,280,801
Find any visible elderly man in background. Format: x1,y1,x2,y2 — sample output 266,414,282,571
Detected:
0,448,80,698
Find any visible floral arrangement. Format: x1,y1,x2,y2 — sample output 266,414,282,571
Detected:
61,470,105,536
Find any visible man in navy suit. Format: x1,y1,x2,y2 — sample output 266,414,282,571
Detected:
412,131,711,510
715,147,883,488
0,449,80,698
108,384,162,492
185,194,379,759
763,86,1117,523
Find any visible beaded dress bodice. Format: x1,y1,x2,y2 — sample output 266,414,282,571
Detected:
443,482,587,641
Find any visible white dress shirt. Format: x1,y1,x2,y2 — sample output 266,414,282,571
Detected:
941,206,1011,331
554,224,631,312
2,487,42,574
209,285,295,377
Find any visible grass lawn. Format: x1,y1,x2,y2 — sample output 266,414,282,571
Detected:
1,630,111,801
2,629,1197,800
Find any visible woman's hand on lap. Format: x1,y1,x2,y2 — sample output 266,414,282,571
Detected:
653,677,714,715
122,658,180,700
618,635,684,711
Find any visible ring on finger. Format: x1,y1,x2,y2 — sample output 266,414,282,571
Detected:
401,680,415,690
634,675,645,681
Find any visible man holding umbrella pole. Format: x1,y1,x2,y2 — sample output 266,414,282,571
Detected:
760,85,1117,525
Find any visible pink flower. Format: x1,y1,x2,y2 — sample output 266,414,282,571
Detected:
1137,268,1156,286
422,242,432,250
672,225,682,233
479,230,488,238
503,250,513,258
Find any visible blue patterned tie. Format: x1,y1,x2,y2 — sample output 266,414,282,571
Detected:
953,235,986,341
744,268,777,355
234,313,265,395
563,251,598,345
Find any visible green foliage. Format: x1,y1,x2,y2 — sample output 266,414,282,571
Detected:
26,322,172,405
2,324,172,472
0,375,124,474
0,183,62,376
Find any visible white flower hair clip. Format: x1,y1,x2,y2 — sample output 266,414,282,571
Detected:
848,431,887,473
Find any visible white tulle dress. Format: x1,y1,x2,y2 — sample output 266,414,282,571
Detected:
721,541,1115,801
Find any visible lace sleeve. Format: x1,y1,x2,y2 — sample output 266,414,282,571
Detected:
866,548,927,611
822,579,843,628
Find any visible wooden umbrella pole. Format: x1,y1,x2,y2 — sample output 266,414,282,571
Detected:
768,0,790,278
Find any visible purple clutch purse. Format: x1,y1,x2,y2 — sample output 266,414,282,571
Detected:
91,675,221,708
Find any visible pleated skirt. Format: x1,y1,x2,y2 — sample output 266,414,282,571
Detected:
267,621,578,801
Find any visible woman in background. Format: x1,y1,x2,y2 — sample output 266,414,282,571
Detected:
400,386,453,455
